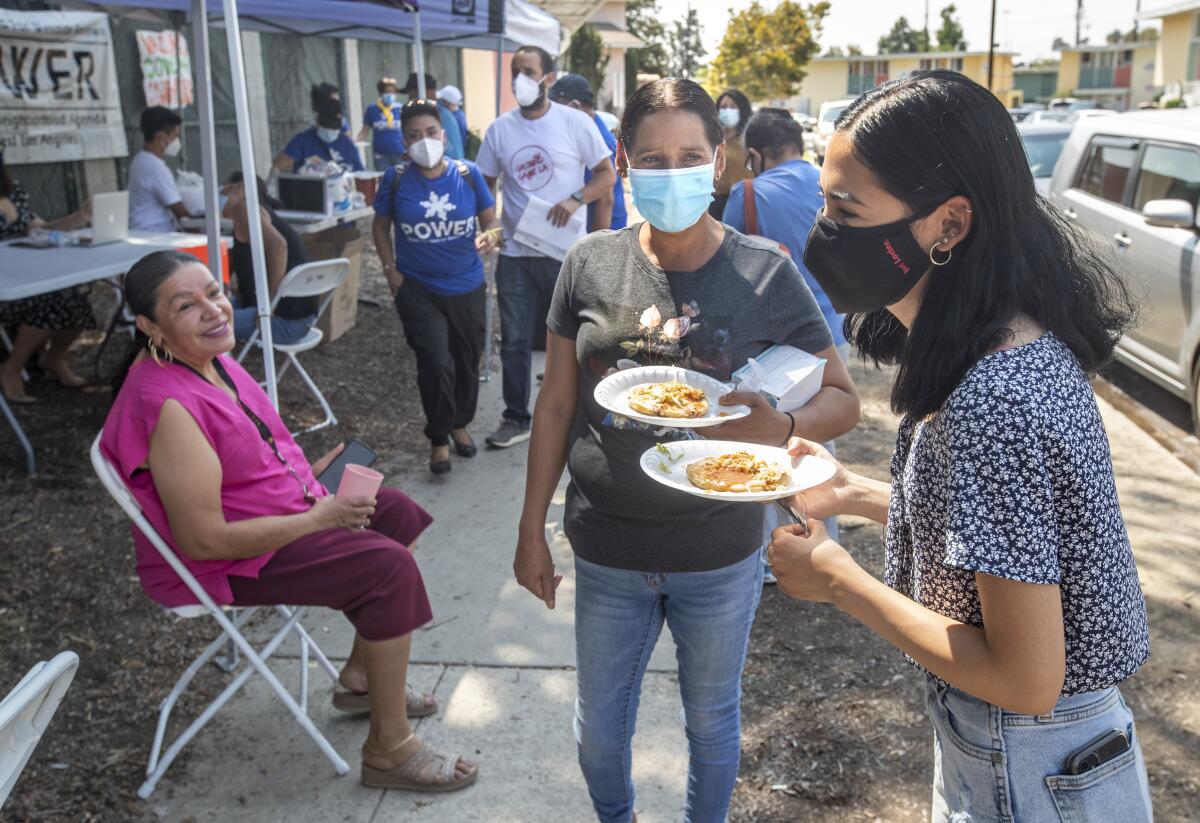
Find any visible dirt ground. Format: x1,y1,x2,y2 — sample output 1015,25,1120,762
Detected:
2,238,1198,821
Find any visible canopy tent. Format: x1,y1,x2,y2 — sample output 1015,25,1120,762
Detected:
59,0,559,409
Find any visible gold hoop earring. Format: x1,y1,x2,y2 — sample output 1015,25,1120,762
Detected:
149,340,174,366
929,239,952,267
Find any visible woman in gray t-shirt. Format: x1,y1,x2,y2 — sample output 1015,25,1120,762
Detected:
513,78,860,822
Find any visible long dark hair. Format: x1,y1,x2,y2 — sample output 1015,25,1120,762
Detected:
0,143,13,197
838,70,1134,419
112,250,200,393
618,78,722,154
716,89,753,136
228,170,281,211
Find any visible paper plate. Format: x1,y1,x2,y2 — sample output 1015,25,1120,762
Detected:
593,366,751,429
639,440,836,503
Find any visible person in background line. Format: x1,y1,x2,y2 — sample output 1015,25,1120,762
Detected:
102,250,479,793
275,97,364,174
770,70,1152,822
359,77,406,169
515,77,858,823
310,82,350,134
371,100,502,475
709,89,753,220
400,73,464,161
549,73,623,231
723,107,846,577
0,140,94,402
475,45,615,449
128,106,189,232
221,171,317,347
436,85,469,154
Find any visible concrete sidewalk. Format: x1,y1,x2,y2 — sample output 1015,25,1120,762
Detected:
143,354,691,822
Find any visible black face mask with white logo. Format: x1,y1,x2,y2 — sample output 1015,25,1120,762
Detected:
802,215,929,315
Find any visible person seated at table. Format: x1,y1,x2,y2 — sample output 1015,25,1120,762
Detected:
399,73,464,160
357,76,406,169
274,97,364,175
0,141,95,403
101,249,479,792
221,171,318,346
129,106,190,232
371,99,502,475
311,82,350,135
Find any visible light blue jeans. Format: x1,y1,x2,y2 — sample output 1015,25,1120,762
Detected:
926,678,1153,822
573,550,764,823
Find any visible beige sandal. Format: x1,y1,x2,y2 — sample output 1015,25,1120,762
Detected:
332,684,437,718
361,734,479,792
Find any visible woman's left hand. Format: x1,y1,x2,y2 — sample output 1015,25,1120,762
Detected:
695,391,790,445
767,520,859,603
309,442,345,478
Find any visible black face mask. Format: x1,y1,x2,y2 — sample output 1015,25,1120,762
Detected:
802,215,929,314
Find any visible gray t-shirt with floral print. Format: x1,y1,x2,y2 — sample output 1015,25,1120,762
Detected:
547,223,834,573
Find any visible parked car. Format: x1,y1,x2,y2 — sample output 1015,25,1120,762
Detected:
1068,108,1119,124
1028,109,1070,124
1017,122,1073,194
1050,97,1098,111
814,98,855,165
1010,103,1047,122
1048,109,1200,431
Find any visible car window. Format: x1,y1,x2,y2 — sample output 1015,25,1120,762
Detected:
1020,133,1069,177
1133,143,1200,213
821,105,847,124
1075,137,1138,204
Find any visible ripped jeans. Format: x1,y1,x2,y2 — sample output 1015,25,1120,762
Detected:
926,678,1152,822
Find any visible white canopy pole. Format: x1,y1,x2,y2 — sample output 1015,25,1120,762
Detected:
221,0,278,407
412,8,426,98
191,0,222,288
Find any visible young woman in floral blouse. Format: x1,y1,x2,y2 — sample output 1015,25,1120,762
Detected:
770,71,1152,822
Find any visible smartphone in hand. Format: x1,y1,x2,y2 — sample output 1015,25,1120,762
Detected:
317,438,378,491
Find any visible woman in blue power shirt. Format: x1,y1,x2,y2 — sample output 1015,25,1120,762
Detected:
371,100,502,475
359,77,406,169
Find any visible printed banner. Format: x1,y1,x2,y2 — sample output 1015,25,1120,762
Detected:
136,29,193,110
0,10,128,165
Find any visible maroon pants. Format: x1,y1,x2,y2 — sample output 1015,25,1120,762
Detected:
229,487,434,641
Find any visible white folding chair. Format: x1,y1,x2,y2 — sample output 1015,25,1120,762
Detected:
236,259,350,434
89,437,349,799
0,651,79,810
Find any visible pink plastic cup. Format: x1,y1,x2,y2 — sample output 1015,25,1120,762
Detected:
337,464,384,500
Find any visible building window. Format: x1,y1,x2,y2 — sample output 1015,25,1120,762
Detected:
848,60,888,94
951,57,964,71
1190,13,1200,80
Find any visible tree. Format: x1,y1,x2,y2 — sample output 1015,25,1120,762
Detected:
878,16,927,54
565,24,610,102
935,4,968,51
847,43,864,56
625,0,669,98
1105,28,1124,44
708,1,830,100
824,45,845,57
668,5,706,80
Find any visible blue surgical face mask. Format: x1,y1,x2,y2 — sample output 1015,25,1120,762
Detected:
218,194,229,212
317,127,339,144
628,154,716,233
718,108,740,128
382,93,397,106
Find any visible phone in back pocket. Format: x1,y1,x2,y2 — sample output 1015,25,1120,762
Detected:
317,439,378,491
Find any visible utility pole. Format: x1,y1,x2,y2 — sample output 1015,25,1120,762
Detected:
1075,0,1084,46
1133,0,1141,40
987,0,997,90
924,0,930,51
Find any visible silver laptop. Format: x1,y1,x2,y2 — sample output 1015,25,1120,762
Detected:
82,191,130,246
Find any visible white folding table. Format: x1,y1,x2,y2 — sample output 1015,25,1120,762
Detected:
0,232,228,476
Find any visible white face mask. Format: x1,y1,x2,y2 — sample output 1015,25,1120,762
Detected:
163,137,182,157
514,73,543,108
408,137,445,169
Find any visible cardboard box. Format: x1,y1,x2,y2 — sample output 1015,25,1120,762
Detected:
731,345,826,413
302,225,368,344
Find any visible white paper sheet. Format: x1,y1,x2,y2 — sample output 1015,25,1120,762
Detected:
512,195,586,261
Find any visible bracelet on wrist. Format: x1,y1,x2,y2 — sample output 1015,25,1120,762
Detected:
779,411,796,448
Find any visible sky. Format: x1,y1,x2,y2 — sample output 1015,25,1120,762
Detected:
655,0,1154,64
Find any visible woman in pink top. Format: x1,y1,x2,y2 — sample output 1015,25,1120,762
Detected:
100,250,478,793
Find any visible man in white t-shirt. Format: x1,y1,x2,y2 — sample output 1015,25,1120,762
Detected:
475,45,614,448
128,106,189,232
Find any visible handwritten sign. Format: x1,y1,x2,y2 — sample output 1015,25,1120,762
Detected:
0,10,128,164
136,29,193,109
